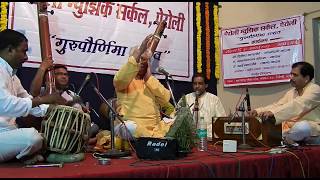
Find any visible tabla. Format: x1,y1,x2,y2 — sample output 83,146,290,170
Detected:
41,105,91,154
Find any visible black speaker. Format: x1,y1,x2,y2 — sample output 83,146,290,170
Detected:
135,137,178,160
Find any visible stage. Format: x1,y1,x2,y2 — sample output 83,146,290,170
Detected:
1,145,320,178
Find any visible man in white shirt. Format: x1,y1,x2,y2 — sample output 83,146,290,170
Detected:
178,73,226,139
30,63,83,110
29,57,100,144
0,29,67,163
248,62,320,145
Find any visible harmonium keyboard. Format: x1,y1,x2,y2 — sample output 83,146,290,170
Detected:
211,116,282,147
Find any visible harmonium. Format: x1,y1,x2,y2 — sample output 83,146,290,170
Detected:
211,116,282,147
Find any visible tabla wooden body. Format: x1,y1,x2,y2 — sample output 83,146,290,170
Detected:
41,105,91,154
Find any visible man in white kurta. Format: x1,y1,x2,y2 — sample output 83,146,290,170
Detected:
0,29,67,163
179,73,226,139
249,62,320,145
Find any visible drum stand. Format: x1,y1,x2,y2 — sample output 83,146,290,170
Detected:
91,84,131,158
237,98,253,149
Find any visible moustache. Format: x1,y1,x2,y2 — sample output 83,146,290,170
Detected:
290,79,295,84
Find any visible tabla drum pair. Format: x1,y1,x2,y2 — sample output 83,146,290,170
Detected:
41,105,91,154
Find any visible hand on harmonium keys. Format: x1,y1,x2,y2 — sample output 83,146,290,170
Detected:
258,111,276,124
248,110,276,124
247,109,258,117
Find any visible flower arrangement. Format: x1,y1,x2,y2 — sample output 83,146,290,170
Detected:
195,2,202,73
195,2,220,80
213,3,220,79
205,2,211,80
0,2,8,31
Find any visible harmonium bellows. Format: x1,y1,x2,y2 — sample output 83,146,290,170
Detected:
211,116,282,147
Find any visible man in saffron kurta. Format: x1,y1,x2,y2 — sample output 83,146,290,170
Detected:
113,35,172,138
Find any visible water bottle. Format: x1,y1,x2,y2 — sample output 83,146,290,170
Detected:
197,116,208,151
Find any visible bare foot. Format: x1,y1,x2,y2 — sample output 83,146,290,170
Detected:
88,137,97,145
21,154,45,165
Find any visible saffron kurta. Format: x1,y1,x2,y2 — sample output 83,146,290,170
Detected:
113,56,171,138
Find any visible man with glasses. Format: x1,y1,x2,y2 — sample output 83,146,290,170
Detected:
28,61,100,145
30,62,81,110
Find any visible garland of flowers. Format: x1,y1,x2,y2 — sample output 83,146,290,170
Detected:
204,2,211,80
195,2,202,73
213,3,220,79
0,2,8,31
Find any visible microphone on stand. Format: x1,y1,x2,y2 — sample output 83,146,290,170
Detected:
156,67,172,78
66,73,98,115
157,67,178,108
194,91,200,111
194,90,200,125
228,110,238,124
195,90,201,97
77,73,92,95
246,88,251,111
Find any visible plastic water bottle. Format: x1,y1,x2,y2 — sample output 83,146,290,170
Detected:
197,116,208,151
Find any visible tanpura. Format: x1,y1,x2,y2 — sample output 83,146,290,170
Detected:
139,20,167,77
147,20,167,54
36,2,56,94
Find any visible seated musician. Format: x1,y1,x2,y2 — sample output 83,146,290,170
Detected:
30,62,83,111
248,62,320,145
30,60,100,136
0,29,67,164
93,96,176,152
178,73,226,139
113,34,174,140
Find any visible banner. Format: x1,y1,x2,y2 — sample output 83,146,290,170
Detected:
8,2,193,81
221,15,304,87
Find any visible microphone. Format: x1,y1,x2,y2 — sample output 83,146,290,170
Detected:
246,88,251,111
157,67,172,77
229,110,238,124
77,73,92,95
194,91,200,112
195,90,201,98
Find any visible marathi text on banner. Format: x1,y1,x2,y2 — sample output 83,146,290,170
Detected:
8,2,193,82
221,15,304,87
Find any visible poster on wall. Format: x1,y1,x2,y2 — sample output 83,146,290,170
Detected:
221,15,304,87
8,2,193,81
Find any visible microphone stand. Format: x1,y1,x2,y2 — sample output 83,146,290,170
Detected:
194,95,199,128
164,75,178,109
90,83,131,158
237,97,253,149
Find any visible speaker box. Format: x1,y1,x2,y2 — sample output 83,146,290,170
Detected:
135,137,178,160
